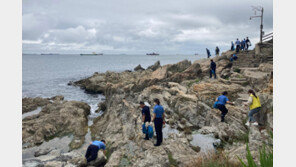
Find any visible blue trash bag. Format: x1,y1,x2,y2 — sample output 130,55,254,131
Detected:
213,101,219,109
142,123,147,134
147,125,154,138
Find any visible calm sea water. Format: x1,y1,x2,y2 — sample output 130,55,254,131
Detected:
23,54,203,107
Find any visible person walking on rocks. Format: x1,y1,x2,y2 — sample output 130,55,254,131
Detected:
231,41,234,51
235,39,241,53
151,98,165,146
85,140,106,163
215,91,234,122
245,37,251,50
244,89,261,126
206,48,211,58
210,59,217,79
215,46,220,56
140,101,151,140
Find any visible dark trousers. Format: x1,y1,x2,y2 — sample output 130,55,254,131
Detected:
85,144,99,162
154,118,163,145
210,69,216,79
236,45,240,53
217,104,228,122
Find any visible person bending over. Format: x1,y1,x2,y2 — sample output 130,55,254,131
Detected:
85,140,106,163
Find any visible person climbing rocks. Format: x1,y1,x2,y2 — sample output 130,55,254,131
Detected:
244,89,261,126
210,59,217,79
151,98,165,146
245,37,251,50
215,91,234,122
215,46,220,56
231,41,234,51
140,101,151,140
235,39,241,53
206,48,211,58
85,140,106,163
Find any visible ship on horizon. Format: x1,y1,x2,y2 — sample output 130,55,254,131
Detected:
41,53,59,55
146,52,159,56
80,52,103,56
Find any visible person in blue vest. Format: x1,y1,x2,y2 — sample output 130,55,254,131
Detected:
140,101,151,140
210,59,216,79
235,39,241,53
151,98,165,146
85,140,106,163
215,91,234,122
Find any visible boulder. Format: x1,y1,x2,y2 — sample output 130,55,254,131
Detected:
258,63,273,72
34,148,52,157
134,64,145,71
22,97,51,114
147,61,161,71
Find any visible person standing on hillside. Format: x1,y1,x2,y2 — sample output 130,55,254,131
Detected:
235,39,241,53
245,37,251,50
231,41,234,51
210,59,217,79
206,48,211,58
215,46,220,56
140,101,151,140
85,140,106,163
151,98,165,146
215,91,234,122
244,89,261,126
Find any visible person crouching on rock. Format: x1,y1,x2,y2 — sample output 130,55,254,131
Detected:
140,101,151,140
85,140,106,163
151,98,165,146
215,91,234,122
244,89,261,126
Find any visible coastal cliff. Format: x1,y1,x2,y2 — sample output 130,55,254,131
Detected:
22,40,273,167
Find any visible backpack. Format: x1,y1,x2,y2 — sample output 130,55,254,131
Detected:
142,123,147,134
147,125,154,138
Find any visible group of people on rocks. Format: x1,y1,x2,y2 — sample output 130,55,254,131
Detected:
231,37,251,53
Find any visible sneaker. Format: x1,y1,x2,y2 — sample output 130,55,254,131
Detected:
252,122,259,126
245,122,250,126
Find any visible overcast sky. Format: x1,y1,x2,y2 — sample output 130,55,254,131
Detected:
23,0,273,54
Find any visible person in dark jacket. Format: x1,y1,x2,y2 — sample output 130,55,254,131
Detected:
151,98,165,146
215,91,234,122
140,101,151,140
206,48,211,58
215,46,220,56
210,59,217,79
245,37,251,50
231,41,234,51
85,140,106,163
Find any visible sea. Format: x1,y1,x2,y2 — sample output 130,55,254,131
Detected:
23,54,203,112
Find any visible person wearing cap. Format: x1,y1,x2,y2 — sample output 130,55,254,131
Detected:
85,140,106,163
140,101,151,140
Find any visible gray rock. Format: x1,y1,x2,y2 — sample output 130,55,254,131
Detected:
34,148,52,157
134,64,145,71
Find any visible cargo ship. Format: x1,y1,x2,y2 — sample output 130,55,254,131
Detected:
146,52,159,56
80,52,103,56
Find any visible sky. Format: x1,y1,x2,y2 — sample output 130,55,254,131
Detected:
22,0,273,54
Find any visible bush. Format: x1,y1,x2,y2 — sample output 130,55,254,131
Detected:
234,68,241,73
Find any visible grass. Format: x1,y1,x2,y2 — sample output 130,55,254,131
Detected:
234,68,241,73
186,151,240,167
168,151,178,167
237,144,273,167
187,79,200,87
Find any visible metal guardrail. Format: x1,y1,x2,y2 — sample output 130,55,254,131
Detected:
262,32,273,42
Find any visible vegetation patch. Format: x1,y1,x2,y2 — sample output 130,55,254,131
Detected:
167,151,178,167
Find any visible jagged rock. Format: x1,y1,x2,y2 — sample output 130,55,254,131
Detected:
22,97,51,114
34,148,52,157
97,101,107,112
147,61,161,71
134,64,145,71
50,95,64,101
22,101,90,149
258,63,273,72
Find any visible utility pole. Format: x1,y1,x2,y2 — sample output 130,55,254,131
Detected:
250,6,264,43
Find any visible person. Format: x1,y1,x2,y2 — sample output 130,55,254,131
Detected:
244,90,261,126
85,140,106,163
245,37,251,50
235,39,240,53
140,101,151,140
215,46,220,56
240,40,244,50
215,91,234,122
151,98,165,146
233,54,238,60
210,59,216,79
206,48,211,58
231,41,234,51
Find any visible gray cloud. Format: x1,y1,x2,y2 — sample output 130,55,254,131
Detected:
23,0,273,54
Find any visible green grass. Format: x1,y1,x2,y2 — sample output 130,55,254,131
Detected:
168,151,178,167
234,68,241,73
187,79,200,87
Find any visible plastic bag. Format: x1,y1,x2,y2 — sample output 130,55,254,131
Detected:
147,125,154,138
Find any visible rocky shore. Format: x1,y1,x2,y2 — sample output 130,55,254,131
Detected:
22,40,273,167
